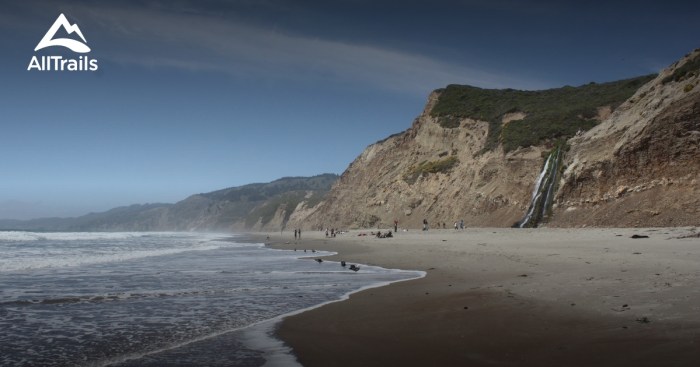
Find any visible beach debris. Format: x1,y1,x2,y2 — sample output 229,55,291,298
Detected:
611,304,631,312
672,231,700,239
633,252,642,255
636,316,651,324
304,249,307,252
518,274,528,277
631,234,649,239
315,259,323,263
349,264,360,272
341,260,347,267
312,249,317,253
294,248,297,251
463,306,469,310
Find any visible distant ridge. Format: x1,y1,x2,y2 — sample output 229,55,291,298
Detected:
0,174,338,232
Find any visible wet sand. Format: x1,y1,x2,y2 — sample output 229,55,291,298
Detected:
248,227,700,367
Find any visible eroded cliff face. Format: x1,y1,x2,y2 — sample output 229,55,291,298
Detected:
300,93,549,230
302,50,700,229
552,50,700,227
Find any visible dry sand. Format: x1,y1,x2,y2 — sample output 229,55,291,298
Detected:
246,227,700,367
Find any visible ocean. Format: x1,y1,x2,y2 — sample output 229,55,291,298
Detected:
0,232,422,367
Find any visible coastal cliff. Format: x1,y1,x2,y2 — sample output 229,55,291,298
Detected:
552,49,700,227
297,50,700,229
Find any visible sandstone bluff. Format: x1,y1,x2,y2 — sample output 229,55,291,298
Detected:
294,49,700,229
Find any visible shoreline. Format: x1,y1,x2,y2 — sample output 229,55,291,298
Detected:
229,233,425,367
246,227,700,367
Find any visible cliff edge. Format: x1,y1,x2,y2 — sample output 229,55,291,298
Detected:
300,50,699,229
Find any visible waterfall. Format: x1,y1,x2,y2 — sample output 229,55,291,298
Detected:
540,147,562,220
515,145,563,228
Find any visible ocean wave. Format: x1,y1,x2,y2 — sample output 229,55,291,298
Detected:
0,231,231,243
0,243,223,272
0,289,218,307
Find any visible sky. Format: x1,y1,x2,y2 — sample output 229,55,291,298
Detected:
0,0,698,219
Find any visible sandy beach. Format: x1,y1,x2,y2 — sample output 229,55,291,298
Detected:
245,227,700,367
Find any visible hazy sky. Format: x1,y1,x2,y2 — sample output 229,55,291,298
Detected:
1,0,698,219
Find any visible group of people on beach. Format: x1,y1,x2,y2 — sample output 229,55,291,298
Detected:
325,228,340,238
293,229,302,239
423,219,465,231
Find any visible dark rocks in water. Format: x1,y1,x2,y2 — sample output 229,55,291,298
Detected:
341,261,347,267
349,264,360,272
631,234,650,239
315,258,323,263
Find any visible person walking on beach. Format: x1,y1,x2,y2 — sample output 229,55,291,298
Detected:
294,229,297,239
460,219,464,230
298,228,301,239
394,219,398,233
423,219,428,231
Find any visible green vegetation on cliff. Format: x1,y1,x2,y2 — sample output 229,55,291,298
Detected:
430,74,656,152
404,156,459,184
662,53,700,84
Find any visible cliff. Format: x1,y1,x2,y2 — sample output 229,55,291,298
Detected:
300,50,699,229
552,49,700,227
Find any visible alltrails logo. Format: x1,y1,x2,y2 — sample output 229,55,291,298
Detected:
28,13,99,71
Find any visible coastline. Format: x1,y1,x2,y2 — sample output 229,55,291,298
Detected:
246,227,700,367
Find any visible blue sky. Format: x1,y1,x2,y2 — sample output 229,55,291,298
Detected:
0,0,698,219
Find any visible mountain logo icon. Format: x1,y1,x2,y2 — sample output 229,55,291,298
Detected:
35,13,91,53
